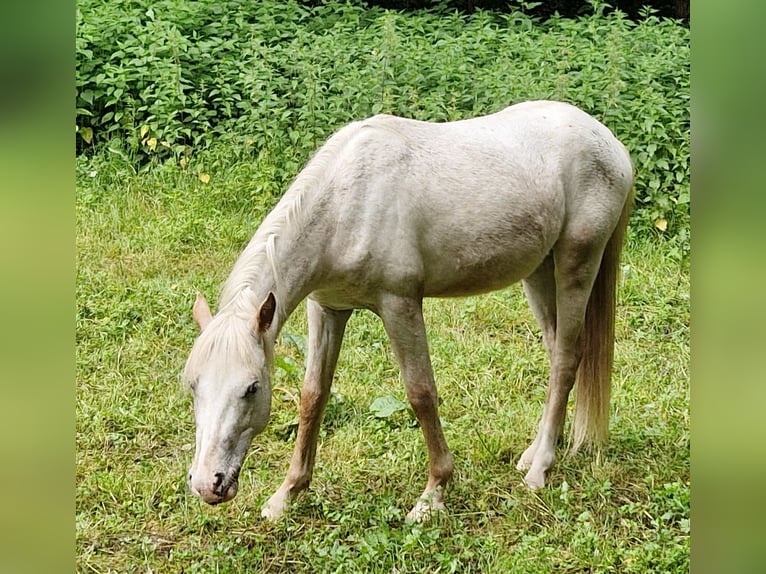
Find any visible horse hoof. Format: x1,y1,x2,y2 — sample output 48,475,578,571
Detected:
261,506,281,521
517,443,538,471
406,498,446,522
523,469,546,490
261,495,289,521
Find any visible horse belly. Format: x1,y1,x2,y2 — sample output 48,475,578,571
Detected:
421,239,549,298
418,206,560,298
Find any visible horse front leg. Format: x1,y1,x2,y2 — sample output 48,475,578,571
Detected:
378,294,454,522
261,299,352,520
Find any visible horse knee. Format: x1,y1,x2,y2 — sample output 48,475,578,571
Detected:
405,383,438,414
299,384,329,417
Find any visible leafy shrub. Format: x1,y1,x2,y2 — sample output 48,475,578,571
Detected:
76,0,689,249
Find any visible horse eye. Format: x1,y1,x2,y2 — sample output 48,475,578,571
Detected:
245,381,259,397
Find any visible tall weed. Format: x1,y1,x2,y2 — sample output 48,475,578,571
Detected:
76,0,689,247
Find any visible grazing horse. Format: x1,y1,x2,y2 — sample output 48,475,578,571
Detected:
183,101,633,521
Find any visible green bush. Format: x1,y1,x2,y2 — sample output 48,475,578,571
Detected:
76,0,689,250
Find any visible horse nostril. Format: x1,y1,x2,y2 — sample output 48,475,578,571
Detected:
213,472,225,492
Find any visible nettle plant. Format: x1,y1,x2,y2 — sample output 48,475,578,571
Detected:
76,0,688,249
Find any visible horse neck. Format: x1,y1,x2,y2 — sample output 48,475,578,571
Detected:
219,195,323,335
219,121,367,328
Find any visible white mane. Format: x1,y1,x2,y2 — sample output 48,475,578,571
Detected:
217,120,364,308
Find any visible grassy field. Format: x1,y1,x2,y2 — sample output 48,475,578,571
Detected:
76,144,689,572
76,1,689,570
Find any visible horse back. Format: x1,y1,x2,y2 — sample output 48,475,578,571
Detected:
314,101,633,299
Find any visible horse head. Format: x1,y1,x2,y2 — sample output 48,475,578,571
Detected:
184,290,276,504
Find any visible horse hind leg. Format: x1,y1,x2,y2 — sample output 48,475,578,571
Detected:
519,240,605,490
262,299,352,520
522,253,557,358
517,254,557,473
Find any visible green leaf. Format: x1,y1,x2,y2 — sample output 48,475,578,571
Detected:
274,356,298,375
369,395,407,419
78,126,93,144
80,89,94,105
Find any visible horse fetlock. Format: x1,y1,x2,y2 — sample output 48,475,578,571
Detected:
432,451,454,482
517,441,539,471
286,473,312,494
261,474,312,521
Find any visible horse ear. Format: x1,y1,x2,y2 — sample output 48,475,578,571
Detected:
255,292,277,334
192,292,213,331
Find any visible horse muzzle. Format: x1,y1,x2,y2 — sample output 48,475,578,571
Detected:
189,469,239,505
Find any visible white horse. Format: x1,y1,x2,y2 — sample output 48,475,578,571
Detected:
183,100,633,522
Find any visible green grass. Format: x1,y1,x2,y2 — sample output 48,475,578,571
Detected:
76,148,689,572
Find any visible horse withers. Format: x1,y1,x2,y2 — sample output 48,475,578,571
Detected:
183,101,634,521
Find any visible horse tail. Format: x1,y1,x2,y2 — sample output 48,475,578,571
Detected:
571,186,633,452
